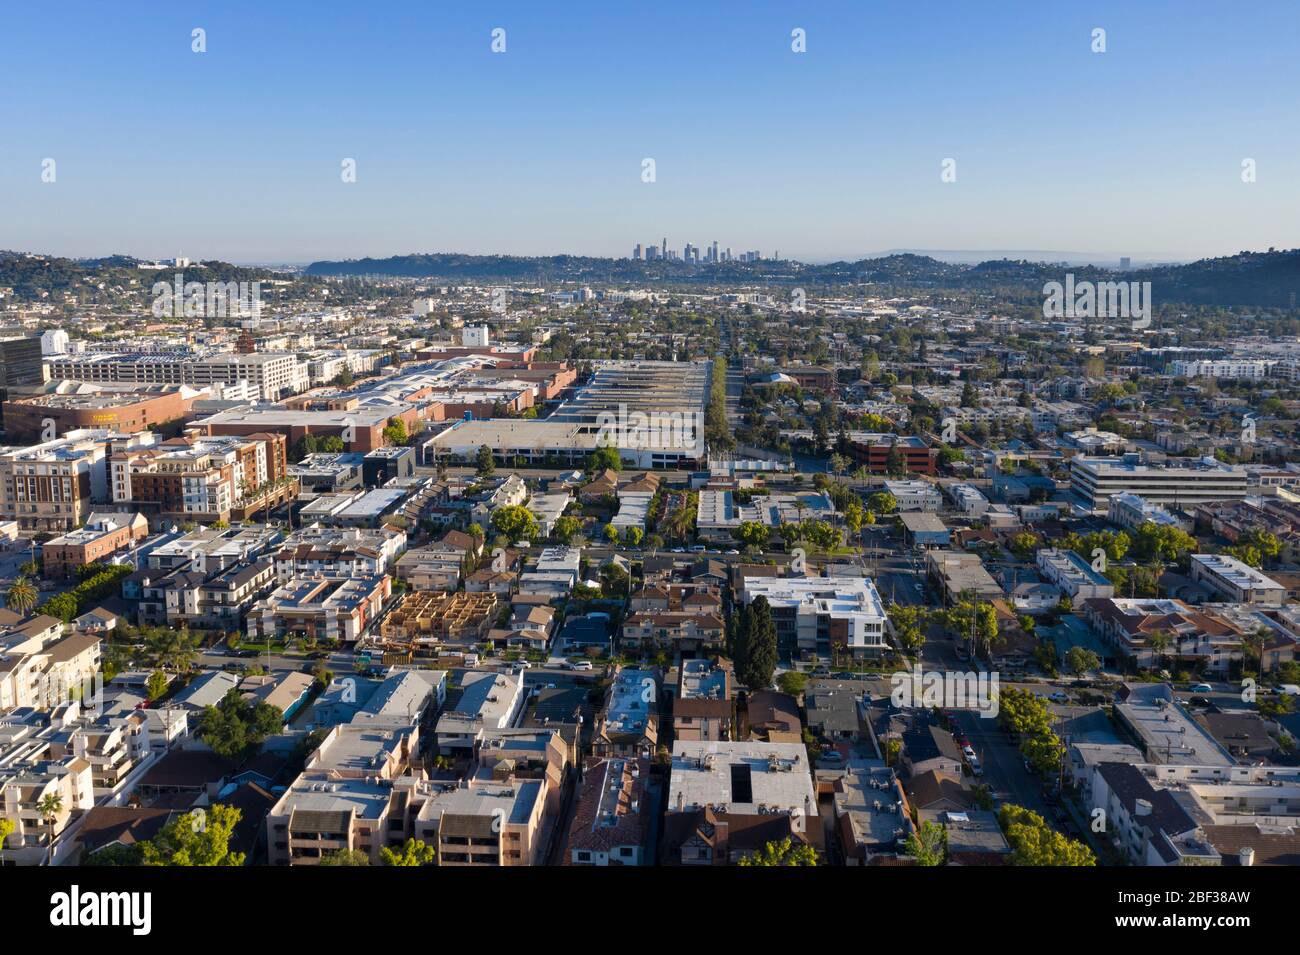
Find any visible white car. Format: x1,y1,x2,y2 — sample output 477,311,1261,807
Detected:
1280,684,1300,697
962,744,977,760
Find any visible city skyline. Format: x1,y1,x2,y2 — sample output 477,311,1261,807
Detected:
2,0,1299,263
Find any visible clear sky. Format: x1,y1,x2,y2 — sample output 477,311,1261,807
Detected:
2,0,1298,264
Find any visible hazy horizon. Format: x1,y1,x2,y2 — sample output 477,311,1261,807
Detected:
3,0,1298,263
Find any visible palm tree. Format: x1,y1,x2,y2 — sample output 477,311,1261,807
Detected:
1147,630,1172,672
36,793,63,844
5,576,38,617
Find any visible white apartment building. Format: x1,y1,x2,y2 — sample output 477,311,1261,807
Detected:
739,574,888,657
1108,492,1185,532
1189,554,1286,606
1036,548,1115,601
946,483,989,516
1171,359,1274,380
883,479,943,512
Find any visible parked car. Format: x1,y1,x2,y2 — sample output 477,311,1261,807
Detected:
1049,691,1069,704
568,660,593,671
1190,682,1214,694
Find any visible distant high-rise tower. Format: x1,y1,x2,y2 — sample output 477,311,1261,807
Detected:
633,243,642,260
1119,256,1131,270
235,326,256,354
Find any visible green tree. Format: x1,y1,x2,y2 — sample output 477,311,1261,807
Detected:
383,417,409,446
624,526,644,547
380,837,436,866
739,596,778,689
145,670,170,702
552,514,582,544
140,805,246,866
476,444,496,477
587,444,622,473
867,491,898,515
732,520,771,550
737,837,818,866
197,689,284,763
998,804,1095,866
776,671,807,697
320,848,371,866
904,820,948,866
491,505,539,544
603,523,620,543
1065,647,1100,676
4,576,38,617
36,793,63,838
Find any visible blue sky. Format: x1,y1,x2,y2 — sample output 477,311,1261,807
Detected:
1,0,1298,263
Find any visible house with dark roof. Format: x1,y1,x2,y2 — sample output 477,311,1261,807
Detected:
661,806,822,865
745,689,802,740
900,724,964,778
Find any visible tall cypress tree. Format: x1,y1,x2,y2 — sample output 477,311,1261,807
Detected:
732,604,754,678
742,596,778,690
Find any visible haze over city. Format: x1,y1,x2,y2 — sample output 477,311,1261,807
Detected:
3,0,1299,263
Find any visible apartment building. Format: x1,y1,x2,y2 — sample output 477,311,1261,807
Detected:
1081,597,1244,674
1089,761,1300,866
1190,553,1287,606
664,741,819,865
883,479,944,512
41,510,148,577
435,671,525,754
413,774,548,866
621,610,726,654
272,525,406,581
947,483,989,516
265,721,420,865
1036,548,1116,601
246,574,390,644
111,432,288,524
566,756,652,866
592,667,659,758
0,429,154,532
738,574,888,659
1108,491,1187,532
672,659,733,743
141,559,277,630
